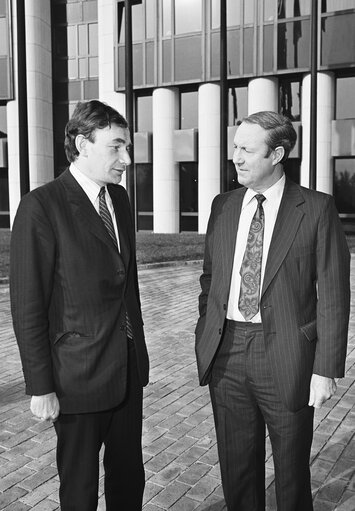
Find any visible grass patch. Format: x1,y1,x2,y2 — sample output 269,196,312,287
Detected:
1,229,354,280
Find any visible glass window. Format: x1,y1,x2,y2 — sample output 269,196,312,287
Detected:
89,57,98,77
137,96,153,132
228,86,248,125
336,77,355,119
180,162,198,232
175,36,202,81
78,25,88,55
0,0,7,17
84,79,98,99
227,29,240,76
279,80,301,121
68,59,78,79
117,4,125,44
67,25,77,56
334,159,355,214
211,31,220,78
117,46,125,87
89,23,98,55
69,81,82,101
163,0,172,36
146,0,155,38
0,59,8,98
244,0,254,24
263,24,273,72
175,0,202,35
163,39,172,82
321,13,355,66
0,18,7,54
277,20,310,69
181,91,198,129
264,0,276,21
0,104,6,134
212,0,241,28
133,44,143,86
322,0,355,13
83,1,97,22
136,164,153,231
132,3,144,41
67,3,82,23
243,28,254,74
278,0,311,18
79,58,88,78
0,168,9,212
146,41,154,85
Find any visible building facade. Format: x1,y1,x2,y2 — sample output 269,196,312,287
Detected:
1,0,355,233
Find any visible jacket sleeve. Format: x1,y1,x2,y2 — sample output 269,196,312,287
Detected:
10,193,56,396
313,195,351,377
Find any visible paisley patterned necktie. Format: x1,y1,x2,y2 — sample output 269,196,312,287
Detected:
238,194,266,321
99,187,134,339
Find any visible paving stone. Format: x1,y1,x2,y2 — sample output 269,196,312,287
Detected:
151,481,190,508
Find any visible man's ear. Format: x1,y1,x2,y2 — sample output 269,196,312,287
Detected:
75,134,88,157
272,146,285,165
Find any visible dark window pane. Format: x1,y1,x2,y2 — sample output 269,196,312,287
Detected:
227,29,240,75
278,0,311,18
117,46,125,88
78,24,88,55
334,159,355,214
180,162,198,232
277,20,310,69
68,80,82,101
228,86,248,125
180,215,198,232
67,3,82,23
132,3,144,41
263,24,273,72
175,36,202,81
137,214,153,231
175,0,202,35
137,96,152,132
0,168,9,211
136,164,153,212
146,0,156,38
243,28,254,74
321,14,355,66
336,77,355,119
163,0,172,36
146,41,154,85
279,81,301,121
162,39,171,82
89,23,98,55
181,91,198,129
283,158,300,183
322,0,355,13
83,1,97,22
225,160,242,191
133,43,143,86
84,79,98,99
211,31,220,78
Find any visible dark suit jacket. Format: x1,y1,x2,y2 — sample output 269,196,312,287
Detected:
195,179,350,411
10,169,149,414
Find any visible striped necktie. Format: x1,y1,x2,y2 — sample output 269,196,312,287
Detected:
238,194,266,321
98,186,133,339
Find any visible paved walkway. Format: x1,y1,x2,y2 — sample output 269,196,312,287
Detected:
0,257,354,511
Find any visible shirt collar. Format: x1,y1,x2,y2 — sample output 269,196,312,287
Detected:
70,162,102,206
242,173,286,209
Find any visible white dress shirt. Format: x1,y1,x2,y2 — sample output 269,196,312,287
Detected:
227,174,286,322
69,163,121,251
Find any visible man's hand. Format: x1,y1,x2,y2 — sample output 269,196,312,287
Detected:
308,374,337,409
30,393,60,422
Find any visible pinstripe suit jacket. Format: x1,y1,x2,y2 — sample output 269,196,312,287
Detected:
195,178,350,411
10,169,149,414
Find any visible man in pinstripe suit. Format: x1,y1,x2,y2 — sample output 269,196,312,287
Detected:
10,100,149,510
195,111,350,510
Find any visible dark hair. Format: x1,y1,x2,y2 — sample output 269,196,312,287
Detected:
242,111,297,162
64,100,128,162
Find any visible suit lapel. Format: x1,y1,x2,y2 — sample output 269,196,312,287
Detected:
59,169,118,253
261,179,305,297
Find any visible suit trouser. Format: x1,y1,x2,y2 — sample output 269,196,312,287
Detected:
54,340,144,511
209,320,314,511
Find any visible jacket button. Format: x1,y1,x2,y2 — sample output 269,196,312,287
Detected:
223,304,227,310
219,328,222,335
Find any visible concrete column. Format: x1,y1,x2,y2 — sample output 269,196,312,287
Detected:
300,74,311,188
316,72,334,194
7,0,21,227
25,0,54,190
301,72,334,193
198,83,220,234
248,77,278,114
98,0,127,185
152,87,179,233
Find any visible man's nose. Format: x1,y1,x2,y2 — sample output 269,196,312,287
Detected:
233,147,243,164
120,149,131,166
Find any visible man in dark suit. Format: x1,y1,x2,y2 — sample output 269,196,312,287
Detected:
195,111,350,510
10,100,149,511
